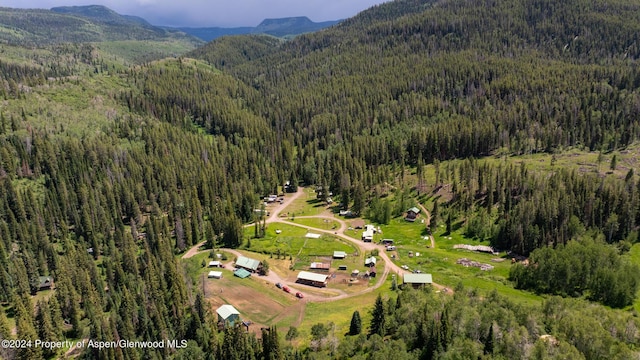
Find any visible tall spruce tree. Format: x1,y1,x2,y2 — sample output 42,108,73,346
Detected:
369,294,386,337
349,310,362,335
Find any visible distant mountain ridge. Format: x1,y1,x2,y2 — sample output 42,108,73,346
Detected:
177,16,341,41
0,5,201,46
51,5,150,25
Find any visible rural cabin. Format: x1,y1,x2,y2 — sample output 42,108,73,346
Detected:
208,271,223,279
403,273,433,288
235,256,262,272
296,271,329,287
284,180,295,193
217,304,240,326
361,224,376,242
365,256,377,267
37,276,54,292
208,260,222,267
333,251,347,259
405,207,421,222
339,210,354,217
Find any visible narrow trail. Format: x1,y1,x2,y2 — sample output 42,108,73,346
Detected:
416,202,436,248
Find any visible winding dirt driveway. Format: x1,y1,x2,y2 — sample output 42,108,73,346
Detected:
182,186,446,303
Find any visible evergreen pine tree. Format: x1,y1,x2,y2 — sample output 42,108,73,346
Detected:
36,300,58,358
350,181,364,213
369,294,386,337
431,200,438,230
349,311,362,335
484,323,494,355
15,297,43,360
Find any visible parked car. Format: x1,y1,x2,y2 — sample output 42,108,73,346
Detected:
275,282,282,289
295,292,304,298
282,286,291,293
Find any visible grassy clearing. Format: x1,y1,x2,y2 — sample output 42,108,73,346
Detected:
291,217,340,231
376,217,429,246
244,222,357,260
97,40,199,64
5,72,133,139
298,278,395,340
372,214,543,305
281,187,335,217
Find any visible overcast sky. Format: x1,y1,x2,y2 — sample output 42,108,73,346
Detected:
3,0,390,27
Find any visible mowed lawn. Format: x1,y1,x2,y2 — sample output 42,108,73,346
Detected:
244,222,357,259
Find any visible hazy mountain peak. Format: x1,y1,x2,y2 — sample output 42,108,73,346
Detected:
257,16,314,27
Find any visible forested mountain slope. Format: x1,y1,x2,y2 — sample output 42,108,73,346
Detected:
191,0,640,164
1,0,640,358
0,47,275,358
187,0,640,253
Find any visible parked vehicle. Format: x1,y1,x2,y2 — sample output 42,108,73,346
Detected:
295,292,304,298
275,282,282,289
282,286,291,293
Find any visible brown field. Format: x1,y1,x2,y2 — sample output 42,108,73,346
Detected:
203,274,305,336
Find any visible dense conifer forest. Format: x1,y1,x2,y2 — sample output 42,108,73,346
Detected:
1,0,640,358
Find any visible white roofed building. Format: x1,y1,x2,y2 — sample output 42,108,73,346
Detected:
296,271,329,287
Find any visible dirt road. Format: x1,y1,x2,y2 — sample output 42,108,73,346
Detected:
181,188,305,260
182,185,446,303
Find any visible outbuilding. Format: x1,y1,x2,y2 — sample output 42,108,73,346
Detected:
234,268,252,278
405,207,421,222
403,273,433,289
217,305,240,325
310,262,330,271
235,256,262,272
365,256,377,267
333,251,346,259
208,271,223,279
296,271,329,287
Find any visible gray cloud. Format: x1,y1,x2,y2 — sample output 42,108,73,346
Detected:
3,0,389,27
